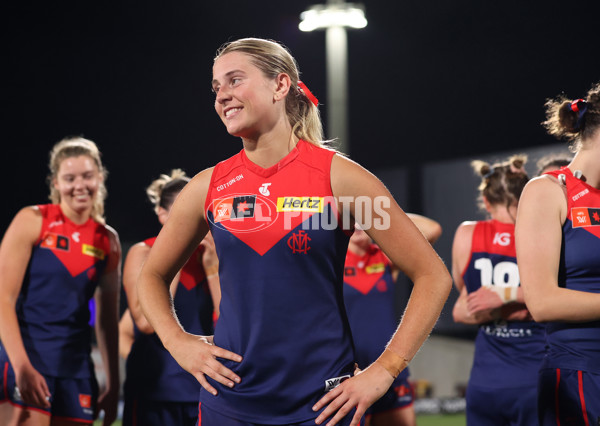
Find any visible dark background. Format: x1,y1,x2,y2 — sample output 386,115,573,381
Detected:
2,0,599,247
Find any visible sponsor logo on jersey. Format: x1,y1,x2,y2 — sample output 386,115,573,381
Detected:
276,197,323,213
79,393,92,408
258,182,271,196
287,230,311,254
492,232,511,246
214,195,256,222
365,262,385,274
48,220,63,229
72,231,80,243
324,374,351,392
572,207,600,228
40,232,70,251
82,244,105,260
208,194,278,233
572,188,589,202
216,174,244,192
344,266,356,276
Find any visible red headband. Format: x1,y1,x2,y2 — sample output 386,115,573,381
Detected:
298,80,319,107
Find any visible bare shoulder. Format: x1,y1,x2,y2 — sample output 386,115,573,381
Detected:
330,154,384,197
520,174,566,219
8,206,43,242
102,224,122,255
125,241,151,259
453,221,476,248
522,174,565,199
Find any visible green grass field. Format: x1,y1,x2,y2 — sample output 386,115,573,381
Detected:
95,414,466,426
417,413,466,426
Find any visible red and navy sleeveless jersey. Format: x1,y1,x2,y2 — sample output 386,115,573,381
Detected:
124,238,213,402
14,204,111,378
343,244,409,382
462,220,545,388
543,168,600,374
202,140,354,423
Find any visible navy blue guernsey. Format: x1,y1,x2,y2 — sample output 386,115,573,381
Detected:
544,168,600,374
124,238,213,402
202,140,355,424
2,204,111,378
462,220,545,389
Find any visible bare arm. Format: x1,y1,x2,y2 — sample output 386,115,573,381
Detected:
136,168,241,395
315,155,452,426
122,242,155,333
406,213,442,245
0,206,51,408
118,309,135,360
94,226,121,426
200,231,221,318
516,176,600,322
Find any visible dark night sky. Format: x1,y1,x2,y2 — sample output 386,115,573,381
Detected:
2,0,599,244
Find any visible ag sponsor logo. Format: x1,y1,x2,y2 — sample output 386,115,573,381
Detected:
324,374,351,392
208,194,278,233
492,232,511,246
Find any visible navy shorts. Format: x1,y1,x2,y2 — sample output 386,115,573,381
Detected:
466,382,538,426
122,397,198,426
0,360,98,422
197,401,364,426
538,367,600,426
366,376,414,416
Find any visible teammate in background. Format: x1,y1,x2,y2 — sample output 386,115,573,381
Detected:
0,137,121,426
516,82,600,425
343,214,441,426
121,169,220,426
535,152,572,176
136,37,452,426
451,155,545,426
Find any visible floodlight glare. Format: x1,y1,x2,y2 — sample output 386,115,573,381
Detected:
299,3,367,32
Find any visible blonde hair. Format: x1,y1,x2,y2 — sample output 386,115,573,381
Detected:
471,154,529,212
47,136,107,224
214,38,325,146
146,169,190,214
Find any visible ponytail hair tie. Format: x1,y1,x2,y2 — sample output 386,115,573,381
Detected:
569,99,588,130
298,80,319,107
482,168,495,179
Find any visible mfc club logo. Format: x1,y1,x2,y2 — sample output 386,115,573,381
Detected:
208,194,278,233
492,232,511,246
287,230,311,254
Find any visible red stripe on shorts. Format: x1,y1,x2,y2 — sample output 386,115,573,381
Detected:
578,370,590,426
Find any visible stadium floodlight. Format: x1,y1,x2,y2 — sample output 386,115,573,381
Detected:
298,1,367,155
299,3,367,32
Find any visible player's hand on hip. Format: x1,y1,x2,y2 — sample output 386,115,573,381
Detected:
15,363,51,408
313,363,393,426
170,332,242,396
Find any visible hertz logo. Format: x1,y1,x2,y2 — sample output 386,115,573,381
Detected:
82,244,105,260
276,197,323,212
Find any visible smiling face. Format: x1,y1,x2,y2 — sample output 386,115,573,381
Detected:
53,155,102,218
212,51,282,140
